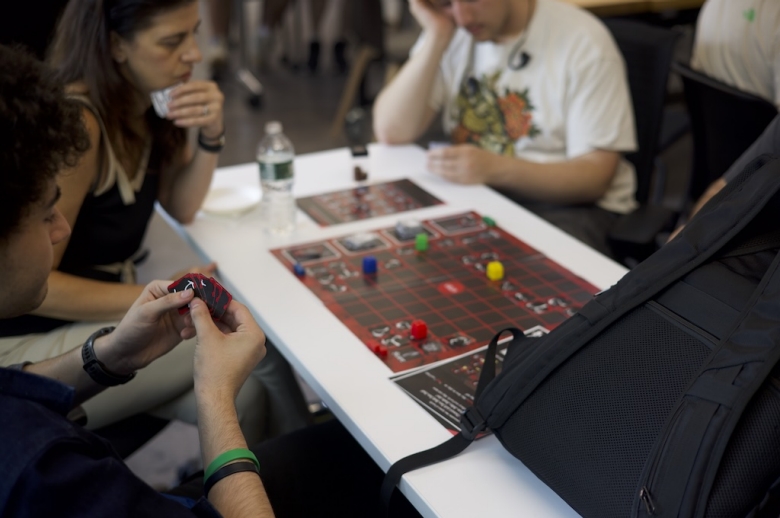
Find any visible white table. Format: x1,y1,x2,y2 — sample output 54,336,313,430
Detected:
171,144,627,518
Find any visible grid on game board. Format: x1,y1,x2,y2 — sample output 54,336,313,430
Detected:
272,212,597,372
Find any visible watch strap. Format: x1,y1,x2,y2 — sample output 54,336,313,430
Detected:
198,130,225,153
81,326,136,386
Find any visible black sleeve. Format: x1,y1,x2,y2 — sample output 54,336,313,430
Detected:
5,440,221,518
723,115,780,183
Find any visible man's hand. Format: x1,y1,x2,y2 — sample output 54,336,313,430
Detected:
93,281,197,376
410,0,457,42
189,298,267,403
426,144,498,184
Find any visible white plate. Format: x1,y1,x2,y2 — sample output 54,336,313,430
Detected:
201,186,261,216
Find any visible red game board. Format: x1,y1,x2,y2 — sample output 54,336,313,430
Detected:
296,179,443,226
271,212,598,372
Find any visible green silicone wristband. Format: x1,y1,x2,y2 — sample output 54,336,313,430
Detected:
204,448,260,482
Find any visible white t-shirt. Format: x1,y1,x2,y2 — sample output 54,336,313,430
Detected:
414,0,638,214
691,0,780,108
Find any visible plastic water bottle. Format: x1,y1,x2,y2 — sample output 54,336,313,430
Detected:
257,121,296,235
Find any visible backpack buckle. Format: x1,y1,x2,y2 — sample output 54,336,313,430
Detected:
459,407,487,440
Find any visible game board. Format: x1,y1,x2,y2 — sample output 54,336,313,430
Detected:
296,179,443,226
271,212,598,373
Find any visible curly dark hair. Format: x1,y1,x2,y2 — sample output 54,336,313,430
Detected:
0,45,90,241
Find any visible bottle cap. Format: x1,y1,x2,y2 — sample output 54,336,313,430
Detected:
265,121,283,135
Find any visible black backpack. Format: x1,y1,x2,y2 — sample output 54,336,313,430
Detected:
382,156,780,518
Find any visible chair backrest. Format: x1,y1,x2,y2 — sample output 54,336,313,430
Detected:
674,62,778,200
603,19,680,205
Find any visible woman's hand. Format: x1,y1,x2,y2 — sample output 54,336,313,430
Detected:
167,80,225,139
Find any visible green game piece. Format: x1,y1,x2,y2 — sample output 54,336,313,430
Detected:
483,216,496,227
415,233,429,251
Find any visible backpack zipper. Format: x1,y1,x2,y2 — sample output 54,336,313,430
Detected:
647,301,718,349
639,486,657,515
638,399,688,516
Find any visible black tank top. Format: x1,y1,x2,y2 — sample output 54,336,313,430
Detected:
0,97,161,337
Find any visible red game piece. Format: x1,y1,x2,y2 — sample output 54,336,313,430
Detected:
365,340,381,354
410,320,427,340
377,345,388,358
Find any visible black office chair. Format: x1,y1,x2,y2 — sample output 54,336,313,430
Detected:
602,19,681,265
673,63,778,201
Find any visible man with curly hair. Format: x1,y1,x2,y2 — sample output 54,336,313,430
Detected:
0,43,273,517
373,0,637,255
0,45,424,518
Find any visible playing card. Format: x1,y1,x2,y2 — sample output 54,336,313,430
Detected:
196,275,216,315
208,276,232,320
187,273,208,302
167,275,199,315
167,273,232,319
150,83,179,118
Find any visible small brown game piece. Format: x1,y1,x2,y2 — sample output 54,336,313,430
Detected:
354,165,368,181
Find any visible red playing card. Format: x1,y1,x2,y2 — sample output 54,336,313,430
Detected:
167,275,200,315
208,276,232,320
167,274,232,319
185,273,208,302
195,275,217,316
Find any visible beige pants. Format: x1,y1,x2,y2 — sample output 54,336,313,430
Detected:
0,321,269,445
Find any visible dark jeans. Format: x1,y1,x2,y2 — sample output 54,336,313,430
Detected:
524,202,618,257
169,420,422,518
493,187,619,257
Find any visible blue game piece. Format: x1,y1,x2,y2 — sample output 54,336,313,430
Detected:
293,263,306,277
362,256,377,275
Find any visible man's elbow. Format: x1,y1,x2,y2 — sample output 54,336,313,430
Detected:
581,153,620,202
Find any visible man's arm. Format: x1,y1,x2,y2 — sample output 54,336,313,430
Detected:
24,283,196,407
668,115,780,240
22,283,276,516
189,298,274,517
427,144,620,204
372,0,455,144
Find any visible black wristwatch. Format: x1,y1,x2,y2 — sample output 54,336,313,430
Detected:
198,130,226,153
81,326,136,386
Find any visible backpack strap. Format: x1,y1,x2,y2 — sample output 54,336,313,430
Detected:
379,328,524,512
633,249,780,517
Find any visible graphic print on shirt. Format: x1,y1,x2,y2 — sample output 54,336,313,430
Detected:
451,71,540,156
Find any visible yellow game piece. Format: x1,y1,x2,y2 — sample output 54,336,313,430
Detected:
486,261,504,281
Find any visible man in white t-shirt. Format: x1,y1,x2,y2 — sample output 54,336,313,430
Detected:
373,0,637,254
691,0,780,108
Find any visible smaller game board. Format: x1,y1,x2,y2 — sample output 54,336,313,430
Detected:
271,212,598,373
296,179,443,226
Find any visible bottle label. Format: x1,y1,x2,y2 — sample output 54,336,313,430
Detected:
258,159,294,181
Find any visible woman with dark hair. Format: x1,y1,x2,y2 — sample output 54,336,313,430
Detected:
0,0,311,443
